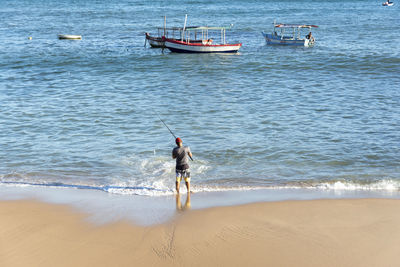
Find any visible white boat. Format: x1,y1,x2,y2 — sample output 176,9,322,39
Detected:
262,22,318,47
382,1,394,6
58,34,82,40
163,26,242,53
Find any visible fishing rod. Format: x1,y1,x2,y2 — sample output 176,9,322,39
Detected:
157,113,193,161
157,114,177,139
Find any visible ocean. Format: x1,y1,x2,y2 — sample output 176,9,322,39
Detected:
1,0,399,197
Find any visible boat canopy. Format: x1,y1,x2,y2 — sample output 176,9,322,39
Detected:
155,26,232,31
182,26,233,31
275,24,318,28
156,26,200,31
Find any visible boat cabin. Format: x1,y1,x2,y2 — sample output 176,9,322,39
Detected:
274,23,317,40
178,26,232,45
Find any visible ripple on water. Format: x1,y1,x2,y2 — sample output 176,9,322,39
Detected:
0,0,400,195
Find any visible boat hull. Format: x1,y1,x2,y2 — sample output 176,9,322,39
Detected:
262,32,313,47
164,39,241,53
145,33,165,48
382,2,394,6
145,34,206,48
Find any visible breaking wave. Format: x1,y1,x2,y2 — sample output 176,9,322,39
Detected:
1,178,400,197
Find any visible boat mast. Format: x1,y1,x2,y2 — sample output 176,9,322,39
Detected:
182,14,187,41
164,16,166,37
224,28,226,44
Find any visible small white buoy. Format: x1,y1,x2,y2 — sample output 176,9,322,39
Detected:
58,34,82,40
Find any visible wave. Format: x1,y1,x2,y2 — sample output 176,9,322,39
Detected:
0,180,174,196
1,155,399,196
312,180,400,191
1,179,399,197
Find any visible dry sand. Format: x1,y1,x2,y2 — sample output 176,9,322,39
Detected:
1,198,400,267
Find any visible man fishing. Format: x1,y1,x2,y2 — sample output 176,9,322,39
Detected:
172,137,193,194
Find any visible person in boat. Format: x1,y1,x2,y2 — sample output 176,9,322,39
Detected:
172,137,193,194
306,31,313,40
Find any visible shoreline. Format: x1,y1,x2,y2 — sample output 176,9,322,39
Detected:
1,183,400,225
1,198,400,266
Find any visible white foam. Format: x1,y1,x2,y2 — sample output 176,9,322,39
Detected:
315,180,400,191
110,154,214,196
0,182,31,188
104,187,173,196
1,179,400,197
2,161,400,197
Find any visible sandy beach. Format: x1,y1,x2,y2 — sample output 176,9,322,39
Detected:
1,198,400,267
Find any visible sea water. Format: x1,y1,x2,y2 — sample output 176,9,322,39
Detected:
1,0,399,197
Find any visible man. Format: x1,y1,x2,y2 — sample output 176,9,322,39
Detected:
172,137,193,194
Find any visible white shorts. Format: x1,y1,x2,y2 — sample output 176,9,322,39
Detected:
176,169,190,182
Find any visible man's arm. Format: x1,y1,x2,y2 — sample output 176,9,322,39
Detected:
188,152,193,161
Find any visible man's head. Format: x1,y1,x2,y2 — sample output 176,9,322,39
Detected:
176,137,182,146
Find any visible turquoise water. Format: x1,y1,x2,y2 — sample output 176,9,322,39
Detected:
1,0,399,195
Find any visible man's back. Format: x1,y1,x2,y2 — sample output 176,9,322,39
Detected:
172,146,191,167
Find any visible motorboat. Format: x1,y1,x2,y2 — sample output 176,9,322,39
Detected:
145,16,201,48
262,22,318,47
382,1,394,6
163,34,241,53
145,32,165,48
163,26,241,53
145,27,202,48
160,14,241,53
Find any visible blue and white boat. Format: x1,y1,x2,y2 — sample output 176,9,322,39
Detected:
262,22,318,47
382,1,394,6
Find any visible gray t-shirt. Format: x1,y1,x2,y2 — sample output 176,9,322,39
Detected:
172,146,191,167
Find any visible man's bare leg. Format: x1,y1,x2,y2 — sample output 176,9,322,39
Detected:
185,181,190,193
176,181,180,194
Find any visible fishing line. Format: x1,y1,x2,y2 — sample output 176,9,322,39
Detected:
156,112,193,161
157,113,177,139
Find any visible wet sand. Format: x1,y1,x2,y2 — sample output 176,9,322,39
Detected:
1,198,400,267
